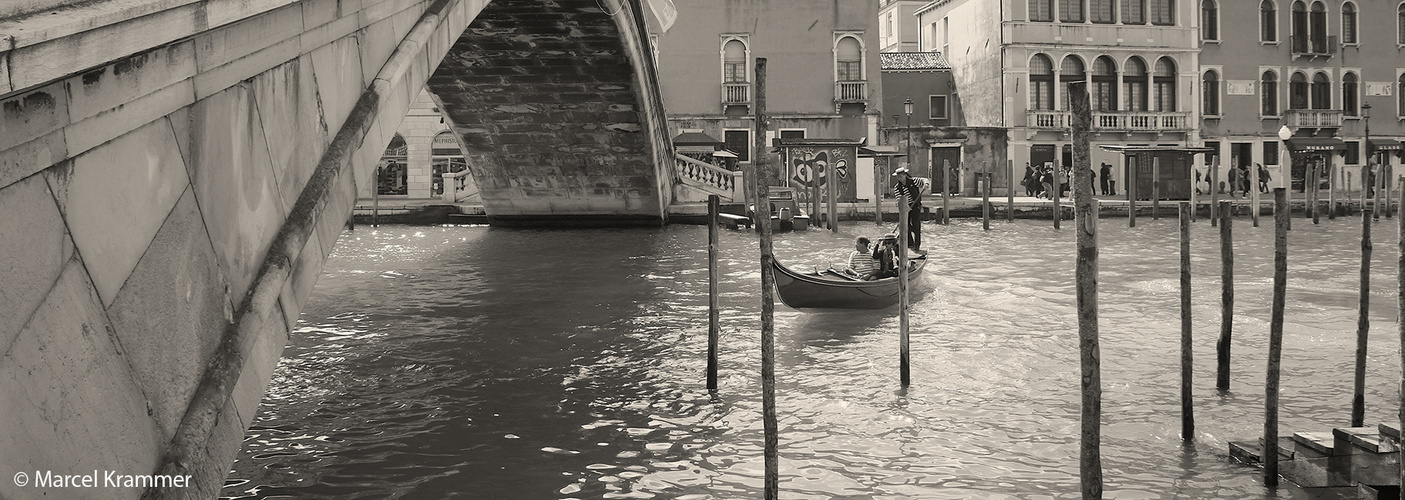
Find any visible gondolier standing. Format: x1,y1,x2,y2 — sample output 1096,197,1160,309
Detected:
893,167,923,251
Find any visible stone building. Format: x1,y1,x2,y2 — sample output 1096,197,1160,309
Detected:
646,0,884,185
916,0,1203,194
1198,0,1405,193
880,0,930,52
371,90,478,202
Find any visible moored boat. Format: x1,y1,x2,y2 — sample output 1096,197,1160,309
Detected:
771,255,926,309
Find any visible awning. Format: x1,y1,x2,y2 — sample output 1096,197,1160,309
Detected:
1368,139,1403,152
1284,137,1346,152
672,131,723,146
1098,145,1217,154
712,150,738,158
858,145,906,157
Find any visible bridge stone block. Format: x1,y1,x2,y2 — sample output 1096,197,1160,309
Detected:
253,55,329,213
187,85,286,302
316,168,358,260
309,35,366,140
106,190,232,441
63,42,197,124
0,175,72,356
0,258,160,500
231,306,290,430
193,4,304,75
278,230,323,331
0,82,69,156
63,78,195,158
44,118,189,307
0,128,67,191
193,36,302,101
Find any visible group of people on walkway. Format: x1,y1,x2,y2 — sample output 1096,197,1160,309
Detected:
1197,163,1271,197
1022,163,1112,199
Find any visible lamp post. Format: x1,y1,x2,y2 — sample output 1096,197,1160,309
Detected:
904,98,914,177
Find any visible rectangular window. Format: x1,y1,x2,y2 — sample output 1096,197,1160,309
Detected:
1345,141,1360,164
1061,0,1085,22
837,62,862,81
1122,0,1145,24
1091,0,1115,22
930,95,949,119
1149,0,1173,25
1031,0,1054,21
780,129,806,140
724,63,746,83
724,130,750,162
1263,141,1279,165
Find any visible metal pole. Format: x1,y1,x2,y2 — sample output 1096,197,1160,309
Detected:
1180,202,1194,440
1353,204,1372,427
753,57,779,500
707,195,720,392
1264,188,1289,487
1070,81,1102,500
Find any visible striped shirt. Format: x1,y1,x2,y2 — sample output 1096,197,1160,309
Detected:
849,251,878,278
893,178,922,209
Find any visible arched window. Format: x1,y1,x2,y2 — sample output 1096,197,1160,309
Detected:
1311,71,1330,109
1309,2,1327,53
1289,72,1309,109
1291,1,1308,52
1262,70,1279,116
1151,0,1175,25
1123,0,1146,24
836,36,862,81
1062,0,1085,22
1030,54,1055,110
1261,0,1278,42
1398,3,1405,44
1060,56,1087,110
723,39,747,83
1124,57,1148,111
1031,0,1054,21
1399,73,1405,116
1154,57,1176,111
1343,72,1358,116
1202,0,1218,40
1341,2,1357,44
1092,56,1118,111
1092,0,1115,22
1203,70,1220,115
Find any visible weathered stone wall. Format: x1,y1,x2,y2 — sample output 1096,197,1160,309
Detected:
426,0,674,226
0,0,486,497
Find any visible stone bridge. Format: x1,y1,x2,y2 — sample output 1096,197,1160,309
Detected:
0,0,672,497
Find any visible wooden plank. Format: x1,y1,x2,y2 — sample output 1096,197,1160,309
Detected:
1293,431,1336,456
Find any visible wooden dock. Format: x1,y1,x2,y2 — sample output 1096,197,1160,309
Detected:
1230,424,1402,498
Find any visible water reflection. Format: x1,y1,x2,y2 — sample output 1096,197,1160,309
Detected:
225,218,1403,499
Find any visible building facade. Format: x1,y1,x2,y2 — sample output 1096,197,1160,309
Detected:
647,0,884,184
372,90,478,201
1198,0,1405,193
881,0,930,52
918,0,1204,194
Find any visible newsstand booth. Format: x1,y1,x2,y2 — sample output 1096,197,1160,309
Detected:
1098,145,1214,201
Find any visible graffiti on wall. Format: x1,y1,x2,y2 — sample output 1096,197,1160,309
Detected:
785,146,858,202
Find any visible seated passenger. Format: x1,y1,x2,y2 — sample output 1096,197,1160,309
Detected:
871,236,899,279
847,237,878,280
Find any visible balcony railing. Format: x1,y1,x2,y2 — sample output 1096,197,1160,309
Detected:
722,83,750,106
1026,110,1191,132
1290,35,1337,57
1284,108,1343,128
834,81,867,103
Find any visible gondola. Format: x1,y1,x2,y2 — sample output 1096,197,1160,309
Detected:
771,254,927,310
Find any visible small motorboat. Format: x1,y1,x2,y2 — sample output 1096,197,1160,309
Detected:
771,254,927,310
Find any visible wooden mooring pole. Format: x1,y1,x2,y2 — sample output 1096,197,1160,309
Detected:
1152,156,1160,220
753,57,779,500
1264,188,1289,488
1353,205,1372,427
1251,162,1261,227
1127,159,1136,228
1217,200,1233,391
1329,163,1337,220
1311,161,1321,224
827,153,839,233
1007,159,1015,222
707,195,720,392
372,166,380,228
1211,156,1219,227
983,170,991,231
942,159,951,225
1396,183,1405,489
899,192,911,386
874,158,885,226
1054,160,1063,230
1069,82,1102,499
1180,202,1195,440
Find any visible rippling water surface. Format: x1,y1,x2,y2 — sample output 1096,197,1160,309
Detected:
223,216,1405,499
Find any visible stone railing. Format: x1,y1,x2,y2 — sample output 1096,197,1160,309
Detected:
675,153,737,199
1285,109,1343,128
835,80,867,102
723,83,750,105
1027,110,1191,132
441,170,471,202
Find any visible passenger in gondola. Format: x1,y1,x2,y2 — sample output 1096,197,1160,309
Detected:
870,235,899,279
846,237,878,280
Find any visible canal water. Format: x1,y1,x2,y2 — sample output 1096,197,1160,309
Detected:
223,215,1405,499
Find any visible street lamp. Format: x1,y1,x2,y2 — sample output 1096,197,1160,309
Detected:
904,97,914,179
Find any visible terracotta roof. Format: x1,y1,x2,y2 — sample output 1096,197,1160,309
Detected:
880,52,951,71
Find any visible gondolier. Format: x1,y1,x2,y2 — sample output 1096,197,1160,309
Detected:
892,167,923,251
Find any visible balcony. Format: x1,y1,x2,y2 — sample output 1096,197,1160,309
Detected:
1290,35,1337,58
1026,110,1191,133
834,80,867,104
1284,108,1342,128
722,83,750,107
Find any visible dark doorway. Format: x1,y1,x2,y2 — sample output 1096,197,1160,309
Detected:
932,146,962,194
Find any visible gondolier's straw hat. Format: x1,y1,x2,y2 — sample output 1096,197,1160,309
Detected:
892,167,909,176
